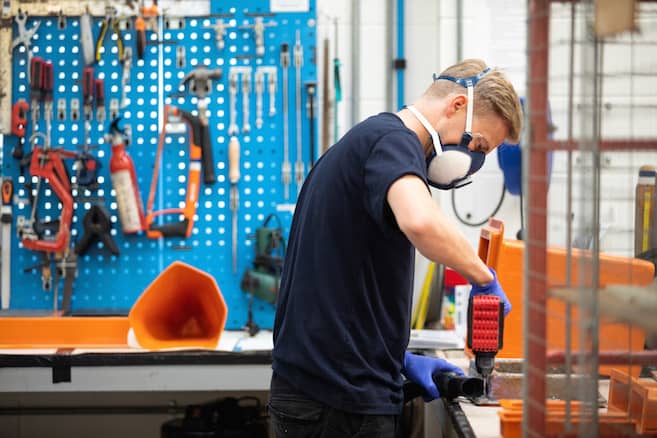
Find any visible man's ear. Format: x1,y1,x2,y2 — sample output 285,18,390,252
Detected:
447,94,468,117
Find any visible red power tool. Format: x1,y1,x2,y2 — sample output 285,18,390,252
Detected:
467,294,505,388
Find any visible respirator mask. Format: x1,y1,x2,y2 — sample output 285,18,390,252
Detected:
407,68,490,190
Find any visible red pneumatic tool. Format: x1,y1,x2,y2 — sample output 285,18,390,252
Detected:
467,294,504,394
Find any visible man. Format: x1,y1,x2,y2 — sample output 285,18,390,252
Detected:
269,59,522,437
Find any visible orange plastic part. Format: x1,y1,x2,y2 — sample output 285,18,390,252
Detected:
478,219,653,375
0,316,130,348
498,399,639,437
128,261,227,350
609,368,657,434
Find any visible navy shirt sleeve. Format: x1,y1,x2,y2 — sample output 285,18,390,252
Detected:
364,130,428,235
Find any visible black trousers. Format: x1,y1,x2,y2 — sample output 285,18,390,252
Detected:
268,373,399,438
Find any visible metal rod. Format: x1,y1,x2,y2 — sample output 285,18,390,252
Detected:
547,350,657,365
524,1,550,436
564,1,576,431
395,0,405,110
350,0,360,126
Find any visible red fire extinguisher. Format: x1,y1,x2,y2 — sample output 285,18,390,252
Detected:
108,118,146,233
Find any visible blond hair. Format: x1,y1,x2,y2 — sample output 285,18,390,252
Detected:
424,59,523,143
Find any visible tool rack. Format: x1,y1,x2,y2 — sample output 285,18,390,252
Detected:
0,0,318,330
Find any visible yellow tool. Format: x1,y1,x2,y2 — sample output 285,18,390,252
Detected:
95,6,125,63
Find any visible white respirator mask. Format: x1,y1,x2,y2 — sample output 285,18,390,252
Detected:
407,68,490,190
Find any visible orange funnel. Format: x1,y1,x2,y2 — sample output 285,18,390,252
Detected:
129,261,227,350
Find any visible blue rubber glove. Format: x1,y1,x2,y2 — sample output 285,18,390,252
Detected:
470,267,512,316
402,351,464,401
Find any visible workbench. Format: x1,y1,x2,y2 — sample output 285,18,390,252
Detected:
0,333,507,438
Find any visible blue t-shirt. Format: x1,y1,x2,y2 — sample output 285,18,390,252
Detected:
272,112,428,415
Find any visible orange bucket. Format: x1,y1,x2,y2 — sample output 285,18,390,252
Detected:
129,261,227,350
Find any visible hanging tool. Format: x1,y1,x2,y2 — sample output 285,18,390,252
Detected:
205,18,233,51
171,65,221,185
266,67,277,117
1,179,13,310
82,66,95,151
80,7,95,66
229,136,240,274
293,30,304,194
467,294,505,397
135,14,146,60
321,36,330,155
95,78,105,122
75,205,119,256
29,56,44,133
95,5,125,63
55,251,77,315
11,100,29,161
135,0,159,60
11,10,40,84
280,43,291,199
241,69,251,134
239,16,276,57
146,106,203,239
240,214,286,304
228,69,239,136
254,69,264,130
41,61,54,148
109,118,146,234
16,148,74,254
305,82,317,167
121,47,132,108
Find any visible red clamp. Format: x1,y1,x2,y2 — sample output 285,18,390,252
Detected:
20,147,74,253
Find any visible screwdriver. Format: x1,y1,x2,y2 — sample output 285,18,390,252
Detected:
280,43,291,199
82,66,94,152
41,61,54,148
95,78,105,122
228,136,240,274
29,57,43,129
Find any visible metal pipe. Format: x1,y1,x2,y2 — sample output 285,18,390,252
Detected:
350,0,360,125
547,349,657,366
386,0,393,110
564,1,576,431
524,1,550,436
395,0,405,110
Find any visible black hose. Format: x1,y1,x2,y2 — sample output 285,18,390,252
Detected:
451,182,506,228
402,372,484,403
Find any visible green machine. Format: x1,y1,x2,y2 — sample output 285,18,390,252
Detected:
240,214,286,335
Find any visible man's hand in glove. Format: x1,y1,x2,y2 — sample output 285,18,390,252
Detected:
402,351,464,401
470,267,512,316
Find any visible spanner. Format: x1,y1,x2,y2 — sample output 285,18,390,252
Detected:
11,11,40,85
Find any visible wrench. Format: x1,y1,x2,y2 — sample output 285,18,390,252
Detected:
11,11,40,84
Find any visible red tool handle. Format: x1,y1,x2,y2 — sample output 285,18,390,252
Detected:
11,100,29,137
30,57,44,99
94,79,105,107
82,66,95,105
1,179,13,206
41,61,54,103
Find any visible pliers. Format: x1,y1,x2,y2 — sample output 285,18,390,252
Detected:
95,6,125,63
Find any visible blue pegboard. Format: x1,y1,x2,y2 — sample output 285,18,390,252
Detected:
1,0,317,330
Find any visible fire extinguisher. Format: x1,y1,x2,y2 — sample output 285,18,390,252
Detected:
108,118,146,233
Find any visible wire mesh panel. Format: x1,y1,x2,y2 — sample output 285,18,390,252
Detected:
524,0,657,436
